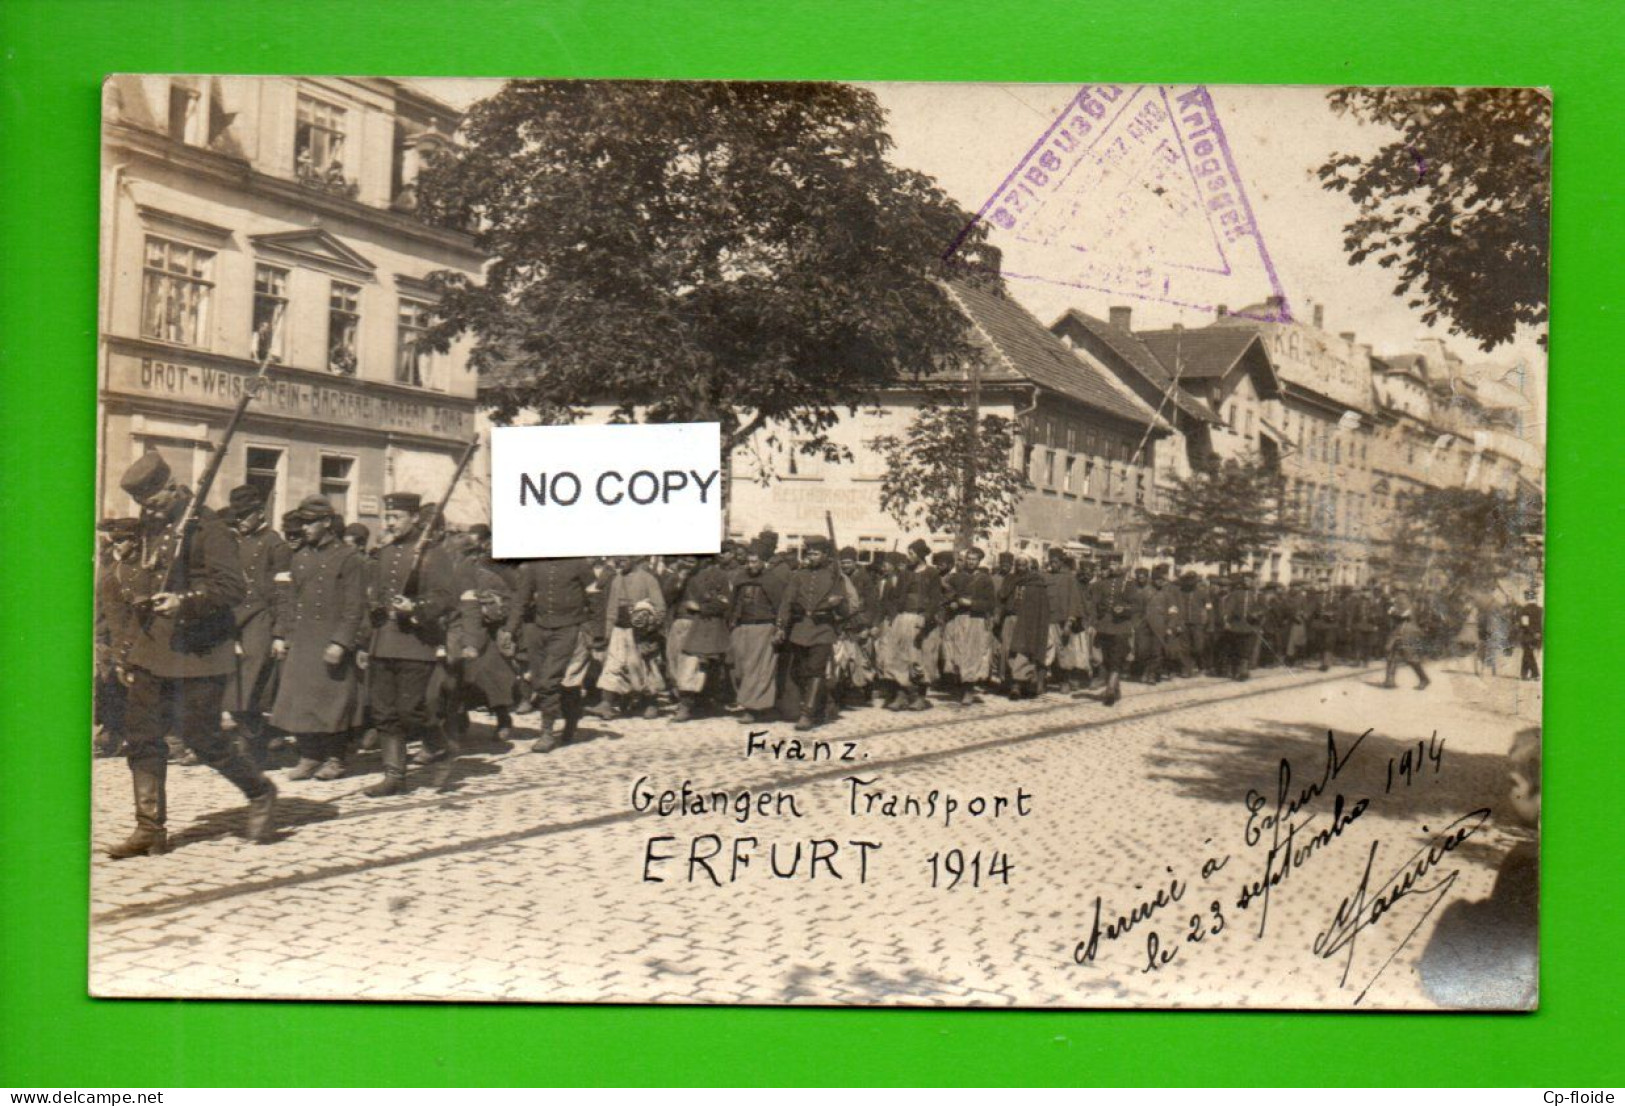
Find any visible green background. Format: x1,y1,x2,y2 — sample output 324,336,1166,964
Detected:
1,0,1618,1087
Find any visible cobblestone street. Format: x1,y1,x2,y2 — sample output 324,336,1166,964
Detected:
89,659,1540,1009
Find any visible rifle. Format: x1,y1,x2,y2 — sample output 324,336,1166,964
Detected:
151,325,277,603
396,435,481,606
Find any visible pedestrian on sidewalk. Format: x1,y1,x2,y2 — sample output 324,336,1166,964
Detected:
1381,591,1432,690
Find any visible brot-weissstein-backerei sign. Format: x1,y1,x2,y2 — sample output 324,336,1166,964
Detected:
489,423,723,558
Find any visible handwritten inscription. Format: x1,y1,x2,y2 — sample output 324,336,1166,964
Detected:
1070,725,1487,1003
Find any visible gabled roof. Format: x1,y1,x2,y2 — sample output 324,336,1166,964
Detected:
1137,327,1273,387
1051,309,1220,425
946,282,1169,431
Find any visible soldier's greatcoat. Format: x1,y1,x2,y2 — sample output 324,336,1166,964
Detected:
269,533,367,735
226,522,291,714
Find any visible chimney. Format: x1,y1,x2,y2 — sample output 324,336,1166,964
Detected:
1171,323,1184,334
1339,332,1356,351
1215,304,1228,318
1108,306,1133,331
1265,294,1285,310
1313,304,1325,329
1358,343,1373,363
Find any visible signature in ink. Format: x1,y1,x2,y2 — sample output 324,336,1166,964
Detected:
1312,808,1492,1004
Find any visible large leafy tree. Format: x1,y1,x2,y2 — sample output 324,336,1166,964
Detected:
416,81,985,463
1318,88,1550,351
1147,458,1287,572
869,400,1024,546
1384,485,1543,596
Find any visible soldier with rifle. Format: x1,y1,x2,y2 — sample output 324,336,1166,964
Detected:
106,452,278,858
363,488,460,797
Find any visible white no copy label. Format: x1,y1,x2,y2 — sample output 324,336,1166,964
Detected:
489,423,723,559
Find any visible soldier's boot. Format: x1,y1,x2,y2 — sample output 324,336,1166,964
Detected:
1381,656,1399,688
199,745,278,844
363,734,409,798
358,727,380,752
821,683,842,725
588,693,621,720
904,684,931,712
313,756,347,781
795,679,825,731
532,716,560,755
492,708,514,746
287,757,322,780
107,757,168,860
883,684,906,711
428,735,463,790
1101,673,1121,707
673,694,695,723
1412,663,1431,691
243,781,278,844
560,690,584,744
959,683,980,706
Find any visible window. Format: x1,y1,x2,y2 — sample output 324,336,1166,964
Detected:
141,237,214,347
244,447,283,519
167,83,202,145
396,298,439,388
857,536,887,563
1083,458,1097,498
1063,455,1076,496
1334,438,1342,465
1044,450,1056,488
328,282,360,374
786,440,829,479
296,94,348,183
319,454,355,522
1244,408,1254,440
251,265,288,363
1134,470,1146,506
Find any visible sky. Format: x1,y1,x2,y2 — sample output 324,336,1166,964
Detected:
412,78,1546,393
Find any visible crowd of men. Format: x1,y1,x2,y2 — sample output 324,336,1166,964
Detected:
94,451,1542,861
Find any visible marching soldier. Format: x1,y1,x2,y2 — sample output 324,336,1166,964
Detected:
593,555,668,720
269,495,368,781
832,546,880,707
1517,589,1543,681
998,554,1050,699
727,539,785,724
94,518,143,757
1091,565,1133,705
444,525,518,749
501,553,598,752
1221,570,1263,680
104,453,277,858
1170,571,1205,679
775,536,854,731
940,547,996,706
877,539,941,711
1150,565,1193,680
1044,550,1087,692
223,484,290,767
364,491,457,797
1381,591,1433,690
673,553,733,721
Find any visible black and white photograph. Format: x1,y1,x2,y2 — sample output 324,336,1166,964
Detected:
91,77,1547,1009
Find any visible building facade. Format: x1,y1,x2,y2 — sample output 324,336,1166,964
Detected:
99,76,486,529
1054,294,1544,586
725,280,1171,561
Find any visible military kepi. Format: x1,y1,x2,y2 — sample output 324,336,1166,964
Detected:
120,451,171,500
295,493,337,520
383,491,422,512
228,483,266,517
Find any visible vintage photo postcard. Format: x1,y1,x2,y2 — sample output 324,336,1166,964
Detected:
91,77,1546,1008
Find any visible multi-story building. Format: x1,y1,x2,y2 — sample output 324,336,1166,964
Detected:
99,76,486,528
1053,293,1543,585
725,279,1171,561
